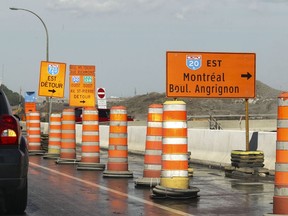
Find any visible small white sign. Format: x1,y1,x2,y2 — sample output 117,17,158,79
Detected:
98,99,107,109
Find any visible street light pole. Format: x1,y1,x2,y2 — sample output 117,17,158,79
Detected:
10,7,49,61
10,7,51,122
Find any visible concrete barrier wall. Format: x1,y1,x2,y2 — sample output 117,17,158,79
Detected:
256,132,276,170
187,129,276,170
39,122,277,170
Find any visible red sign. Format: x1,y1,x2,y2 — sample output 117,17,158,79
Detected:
97,88,105,99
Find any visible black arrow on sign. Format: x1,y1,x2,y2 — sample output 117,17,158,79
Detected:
80,100,86,104
241,72,252,80
48,89,56,93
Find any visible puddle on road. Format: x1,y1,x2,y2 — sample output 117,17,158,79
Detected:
231,182,264,192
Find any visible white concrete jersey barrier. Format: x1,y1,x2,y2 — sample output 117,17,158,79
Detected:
188,129,276,170
39,122,277,170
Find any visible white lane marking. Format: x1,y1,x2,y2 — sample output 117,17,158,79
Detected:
29,162,194,216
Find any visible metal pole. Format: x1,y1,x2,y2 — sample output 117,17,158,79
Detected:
245,98,249,151
10,7,51,122
10,7,49,61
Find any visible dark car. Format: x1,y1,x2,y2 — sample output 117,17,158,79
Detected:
0,89,29,213
75,107,110,123
75,107,134,123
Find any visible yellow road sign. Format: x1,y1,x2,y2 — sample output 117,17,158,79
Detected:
38,61,66,98
69,65,96,107
166,52,256,98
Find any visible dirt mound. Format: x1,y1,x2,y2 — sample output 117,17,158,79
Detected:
109,80,281,120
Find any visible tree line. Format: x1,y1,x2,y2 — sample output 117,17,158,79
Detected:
1,85,24,106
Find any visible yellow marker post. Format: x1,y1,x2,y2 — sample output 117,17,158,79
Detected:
245,99,250,151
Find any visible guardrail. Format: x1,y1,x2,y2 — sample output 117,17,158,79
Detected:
188,114,277,121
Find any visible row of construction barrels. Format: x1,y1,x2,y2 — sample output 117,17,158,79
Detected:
25,101,200,199
25,112,44,155
24,93,288,207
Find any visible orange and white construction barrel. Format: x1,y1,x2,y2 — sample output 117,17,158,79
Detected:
56,108,77,164
77,107,105,170
103,106,133,177
273,92,288,214
151,100,199,199
135,104,163,187
25,112,30,149
43,113,62,159
27,111,45,155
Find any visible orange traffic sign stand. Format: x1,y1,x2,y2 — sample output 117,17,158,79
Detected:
166,52,256,98
69,65,96,107
38,61,66,98
166,51,256,152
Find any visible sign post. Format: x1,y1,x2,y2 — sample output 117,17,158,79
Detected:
69,65,96,107
245,99,249,151
97,87,107,109
166,51,256,151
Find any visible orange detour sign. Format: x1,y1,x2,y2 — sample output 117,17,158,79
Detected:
38,61,66,98
166,52,256,98
69,65,96,107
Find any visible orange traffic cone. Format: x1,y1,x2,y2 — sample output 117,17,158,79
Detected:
135,104,163,187
56,108,77,164
273,92,288,214
151,101,199,199
77,107,105,170
28,111,45,155
103,106,133,177
43,113,62,159
25,112,30,150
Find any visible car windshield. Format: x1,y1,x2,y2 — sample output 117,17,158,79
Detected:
98,109,110,118
0,90,11,115
75,108,82,117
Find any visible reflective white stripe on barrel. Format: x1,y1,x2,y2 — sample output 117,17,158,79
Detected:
162,154,187,161
163,122,187,128
161,170,188,177
277,120,288,128
277,141,288,150
162,137,187,144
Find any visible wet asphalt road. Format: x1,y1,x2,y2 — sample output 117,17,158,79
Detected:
2,152,275,216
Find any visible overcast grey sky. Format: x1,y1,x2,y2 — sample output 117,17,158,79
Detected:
1,0,288,98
